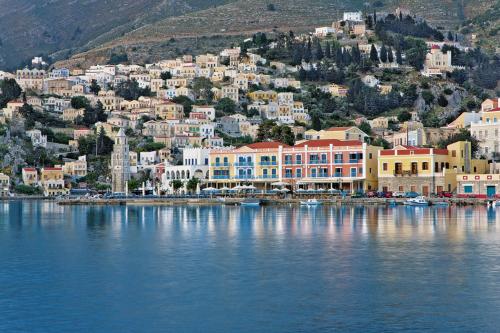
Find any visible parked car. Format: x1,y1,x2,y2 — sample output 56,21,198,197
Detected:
392,191,406,198
351,192,364,198
437,191,453,198
366,191,377,198
405,191,420,198
377,191,393,198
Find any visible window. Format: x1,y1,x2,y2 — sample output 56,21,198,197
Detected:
296,169,302,178
383,163,388,171
285,169,293,178
452,150,456,157
296,155,302,164
422,162,428,170
311,168,317,177
369,153,373,159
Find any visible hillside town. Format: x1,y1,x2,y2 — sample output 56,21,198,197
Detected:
0,9,499,199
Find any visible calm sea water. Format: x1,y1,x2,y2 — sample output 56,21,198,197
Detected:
1,201,500,332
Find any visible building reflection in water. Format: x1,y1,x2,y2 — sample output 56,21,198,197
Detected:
1,202,498,246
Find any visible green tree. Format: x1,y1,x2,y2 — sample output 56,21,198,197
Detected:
311,112,322,130
396,47,403,65
397,110,412,122
380,44,388,63
71,96,89,109
438,129,479,156
358,121,372,135
172,96,194,116
89,79,101,95
192,77,214,102
0,78,22,108
215,98,237,115
387,46,394,63
160,71,172,80
370,44,379,62
186,177,200,193
170,179,184,193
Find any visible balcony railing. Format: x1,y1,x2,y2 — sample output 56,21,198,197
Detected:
284,160,293,165
349,159,360,163
309,160,329,165
211,162,230,167
394,170,418,176
235,175,255,179
334,159,343,164
259,161,277,166
234,162,254,167
259,174,278,179
212,175,230,179
334,172,343,177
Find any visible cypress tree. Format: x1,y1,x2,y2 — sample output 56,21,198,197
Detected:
315,40,324,61
380,45,388,63
396,48,403,65
370,44,379,62
325,41,331,58
387,46,394,63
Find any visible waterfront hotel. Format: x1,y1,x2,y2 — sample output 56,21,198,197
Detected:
208,139,381,192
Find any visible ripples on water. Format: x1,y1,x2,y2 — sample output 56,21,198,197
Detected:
0,201,499,332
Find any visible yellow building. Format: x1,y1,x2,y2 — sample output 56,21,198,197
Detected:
378,141,488,195
154,101,184,120
40,167,68,197
248,90,278,102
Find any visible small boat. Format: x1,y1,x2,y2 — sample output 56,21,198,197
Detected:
240,198,261,207
432,201,449,207
404,196,429,206
300,199,322,206
490,200,500,208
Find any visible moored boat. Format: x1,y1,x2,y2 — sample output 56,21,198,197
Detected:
241,198,261,207
404,196,429,206
300,199,322,206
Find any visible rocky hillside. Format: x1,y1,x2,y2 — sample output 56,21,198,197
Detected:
54,0,491,69
0,0,233,70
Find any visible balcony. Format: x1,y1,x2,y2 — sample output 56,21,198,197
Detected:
284,160,293,165
309,159,328,165
213,175,230,179
259,161,277,166
394,170,418,176
211,162,230,167
349,159,360,163
310,173,329,178
334,159,343,164
234,162,254,167
235,175,255,179
334,172,343,177
259,174,278,179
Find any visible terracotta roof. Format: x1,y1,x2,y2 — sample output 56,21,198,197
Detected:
42,167,62,171
245,141,289,149
486,107,500,113
431,44,440,50
294,139,363,148
23,168,37,172
326,126,353,131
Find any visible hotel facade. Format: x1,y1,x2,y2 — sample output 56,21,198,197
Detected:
208,139,381,192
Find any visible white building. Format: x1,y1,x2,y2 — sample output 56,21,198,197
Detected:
343,11,363,22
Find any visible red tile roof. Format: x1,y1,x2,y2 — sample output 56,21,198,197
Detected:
245,141,289,149
295,139,363,148
42,167,63,171
486,107,500,113
23,168,37,172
